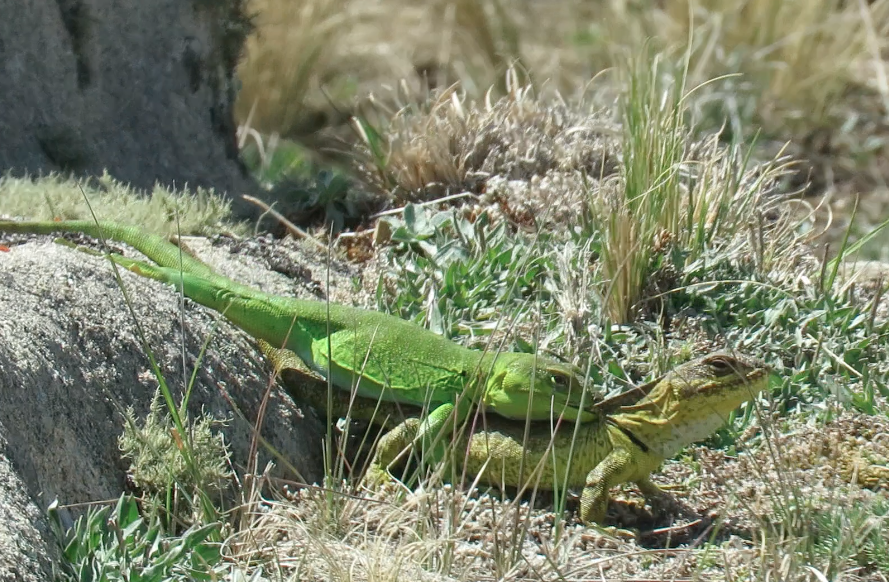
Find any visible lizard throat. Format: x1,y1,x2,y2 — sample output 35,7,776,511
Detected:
606,419,650,453
609,370,768,459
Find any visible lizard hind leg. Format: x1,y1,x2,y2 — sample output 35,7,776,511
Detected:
365,401,472,490
105,253,183,284
54,236,172,284
60,241,194,289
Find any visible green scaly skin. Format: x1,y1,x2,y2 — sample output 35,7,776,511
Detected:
0,219,597,465
281,350,768,526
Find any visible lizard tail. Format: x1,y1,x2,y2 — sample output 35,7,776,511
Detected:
0,219,257,296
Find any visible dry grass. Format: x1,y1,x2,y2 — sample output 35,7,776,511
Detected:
351,77,621,210
220,408,889,581
348,68,804,325
236,0,415,138
236,0,889,132
589,50,801,322
235,0,538,139
352,59,797,324
665,0,889,133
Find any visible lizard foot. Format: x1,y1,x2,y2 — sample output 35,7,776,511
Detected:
585,523,638,541
636,477,685,518
360,463,398,491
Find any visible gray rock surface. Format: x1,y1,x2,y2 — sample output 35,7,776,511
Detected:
0,238,328,580
0,433,56,582
0,0,257,217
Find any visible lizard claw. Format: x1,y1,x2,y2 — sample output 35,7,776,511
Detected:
585,523,638,541
360,464,394,491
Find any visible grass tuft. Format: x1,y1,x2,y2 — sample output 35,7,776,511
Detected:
352,74,621,210
0,172,244,236
119,393,233,531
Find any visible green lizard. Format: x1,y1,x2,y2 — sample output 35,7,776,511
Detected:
0,219,596,465
275,349,769,525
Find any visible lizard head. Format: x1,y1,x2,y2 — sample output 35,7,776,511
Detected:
480,353,597,422
610,352,770,459
667,352,768,403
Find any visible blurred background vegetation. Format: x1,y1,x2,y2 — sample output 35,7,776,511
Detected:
234,0,889,257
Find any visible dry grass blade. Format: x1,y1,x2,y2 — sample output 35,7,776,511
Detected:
236,0,420,138
666,0,889,131
586,49,797,323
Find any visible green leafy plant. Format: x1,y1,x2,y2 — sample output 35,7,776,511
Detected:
49,495,225,582
378,203,555,342
268,168,374,232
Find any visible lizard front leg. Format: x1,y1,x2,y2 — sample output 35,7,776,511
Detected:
634,474,684,519
580,447,638,525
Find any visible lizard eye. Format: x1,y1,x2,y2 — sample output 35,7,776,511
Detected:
707,357,735,375
551,374,568,388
